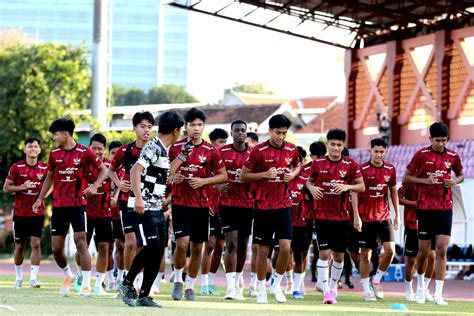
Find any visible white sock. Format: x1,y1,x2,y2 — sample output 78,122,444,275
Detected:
106,270,114,284
209,272,216,285
250,272,257,288
236,272,243,288
226,272,236,290
416,272,425,292
185,276,196,290
77,266,82,276
270,272,284,289
372,268,386,284
14,264,23,281
329,261,344,291
294,273,303,293
424,277,431,290
200,274,209,286
300,278,305,293
257,279,266,294
30,265,40,281
361,277,371,295
117,269,125,282
154,272,164,291
82,270,91,289
285,270,293,283
405,280,414,294
134,272,143,288
435,280,444,298
174,268,184,284
62,265,73,278
317,259,329,293
94,272,105,288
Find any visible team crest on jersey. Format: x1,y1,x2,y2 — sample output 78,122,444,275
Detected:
285,157,292,166
444,161,451,169
73,158,81,166
384,175,391,183
37,173,44,181
339,170,347,178
297,183,304,190
199,155,207,164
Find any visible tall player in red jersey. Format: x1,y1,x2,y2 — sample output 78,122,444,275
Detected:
4,137,48,289
307,128,365,304
353,138,399,302
241,114,301,304
168,108,227,301
33,118,107,296
403,122,464,305
218,120,254,300
399,182,435,302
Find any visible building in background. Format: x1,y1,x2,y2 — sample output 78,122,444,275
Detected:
0,0,189,91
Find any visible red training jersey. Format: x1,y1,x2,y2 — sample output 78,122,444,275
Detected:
110,167,125,220
301,161,315,219
398,182,418,230
110,142,142,203
86,158,112,219
289,173,309,227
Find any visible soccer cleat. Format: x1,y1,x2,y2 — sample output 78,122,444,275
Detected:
80,286,91,296
200,284,210,295
238,275,244,289
108,281,116,292
136,296,162,308
284,280,294,294
364,292,377,302
248,285,258,297
425,289,434,302
272,286,287,303
92,286,107,295
29,279,41,288
185,289,196,301
300,280,306,295
416,287,426,304
224,287,236,300
256,291,268,304
434,296,448,305
171,282,183,301
323,291,335,304
119,282,138,306
60,277,73,297
13,279,23,289
209,285,218,295
337,280,343,289
73,273,82,293
331,290,338,304
292,291,304,299
345,279,355,289
405,291,416,301
371,282,384,299
235,287,245,301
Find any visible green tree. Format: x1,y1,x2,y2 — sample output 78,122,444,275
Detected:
123,87,147,105
147,84,198,104
110,84,127,106
226,82,274,95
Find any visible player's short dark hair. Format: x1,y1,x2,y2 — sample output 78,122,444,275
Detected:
132,111,155,127
90,133,107,147
269,114,292,129
246,132,258,143
327,128,346,142
297,146,307,163
342,147,350,157
429,122,449,138
209,128,228,141
157,111,185,134
370,137,388,148
49,118,75,136
108,141,122,152
24,137,41,146
231,120,247,129
184,107,206,123
309,141,326,157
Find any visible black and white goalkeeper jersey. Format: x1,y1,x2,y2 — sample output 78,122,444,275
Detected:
127,136,169,211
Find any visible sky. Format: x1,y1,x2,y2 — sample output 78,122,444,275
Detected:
186,10,347,104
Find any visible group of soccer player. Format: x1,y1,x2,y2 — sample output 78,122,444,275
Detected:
4,106,464,308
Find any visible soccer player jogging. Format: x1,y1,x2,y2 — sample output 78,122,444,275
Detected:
306,128,365,304
119,111,185,308
108,112,154,278
168,108,227,301
73,133,113,295
4,137,48,289
32,118,108,296
399,182,435,302
240,114,301,304
218,120,254,300
200,128,228,296
403,122,464,305
352,138,399,301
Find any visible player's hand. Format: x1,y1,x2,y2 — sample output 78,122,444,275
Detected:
23,180,34,190
333,184,349,194
181,141,194,157
32,199,42,214
174,173,185,184
110,196,118,207
163,209,171,220
424,175,437,185
353,215,362,232
134,197,145,214
119,179,131,192
308,185,324,200
189,177,206,189
266,167,278,179
162,195,172,210
443,178,456,187
216,183,230,194
83,185,98,197
209,206,215,216
393,215,400,231
283,173,293,182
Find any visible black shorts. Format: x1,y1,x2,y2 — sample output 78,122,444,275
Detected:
86,217,113,244
417,210,453,239
347,226,361,254
252,208,292,246
135,211,168,248
219,206,253,237
12,216,44,242
291,222,313,254
119,201,141,235
172,205,209,243
404,228,436,257
112,218,125,241
51,206,86,236
314,220,349,253
209,213,224,240
359,219,395,249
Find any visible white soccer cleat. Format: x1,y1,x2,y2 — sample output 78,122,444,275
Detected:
13,280,23,290
272,287,287,303
371,282,384,299
434,296,448,305
224,287,236,300
416,287,426,304
29,279,41,288
235,287,245,301
248,285,258,297
425,289,434,302
364,292,377,302
405,291,416,301
256,291,268,304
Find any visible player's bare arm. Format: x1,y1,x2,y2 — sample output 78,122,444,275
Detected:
443,171,464,187
83,162,108,197
108,165,130,192
130,162,145,214
352,191,362,232
306,177,324,200
188,166,228,189
403,169,437,185
283,163,301,182
3,179,34,193
389,185,400,230
32,171,53,213
240,165,277,183
333,177,365,194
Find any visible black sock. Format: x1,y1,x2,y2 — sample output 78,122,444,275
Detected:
139,246,165,299
125,248,146,285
